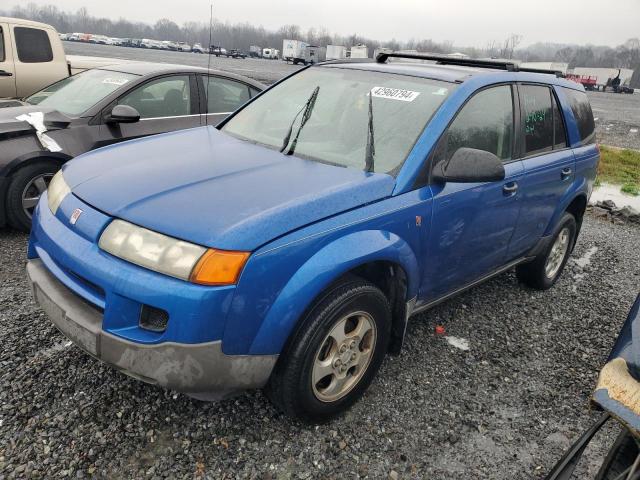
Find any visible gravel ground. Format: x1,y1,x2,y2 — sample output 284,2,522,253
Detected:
587,91,640,150
1,214,638,479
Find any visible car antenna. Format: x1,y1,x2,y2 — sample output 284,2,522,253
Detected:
205,2,213,128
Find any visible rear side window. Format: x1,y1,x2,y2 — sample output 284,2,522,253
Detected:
14,27,53,63
520,85,553,156
434,85,514,163
562,88,596,145
0,27,5,62
205,76,251,114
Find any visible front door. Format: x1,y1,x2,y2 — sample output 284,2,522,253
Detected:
97,74,201,148
0,23,16,98
420,84,524,302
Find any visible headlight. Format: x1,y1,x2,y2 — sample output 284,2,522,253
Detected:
47,170,71,214
98,219,249,285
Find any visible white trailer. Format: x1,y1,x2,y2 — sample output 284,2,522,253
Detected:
350,45,369,59
282,39,318,65
326,45,347,60
263,48,278,59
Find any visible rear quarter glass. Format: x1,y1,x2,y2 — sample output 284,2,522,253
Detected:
560,87,596,145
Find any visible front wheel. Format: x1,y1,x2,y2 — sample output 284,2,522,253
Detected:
596,429,639,480
6,160,59,232
266,278,391,422
516,212,576,290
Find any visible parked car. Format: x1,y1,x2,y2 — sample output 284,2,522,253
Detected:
27,53,599,422
0,63,264,230
545,294,640,480
192,43,206,54
226,49,246,59
210,46,227,57
177,42,192,52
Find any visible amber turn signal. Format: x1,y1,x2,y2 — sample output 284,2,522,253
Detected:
189,249,250,286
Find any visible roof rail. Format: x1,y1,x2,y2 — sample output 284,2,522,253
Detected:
376,52,518,71
375,52,564,77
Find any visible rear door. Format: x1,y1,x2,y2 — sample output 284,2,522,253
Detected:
421,84,525,301
0,23,17,97
98,73,201,147
198,74,260,126
508,84,575,257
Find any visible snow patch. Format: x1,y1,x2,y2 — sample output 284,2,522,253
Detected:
38,341,73,358
573,246,598,270
445,336,470,351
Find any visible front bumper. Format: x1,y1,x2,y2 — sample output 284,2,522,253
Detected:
27,258,277,398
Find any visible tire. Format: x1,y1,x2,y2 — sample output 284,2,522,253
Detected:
595,428,639,480
6,160,59,232
516,212,576,290
265,277,391,423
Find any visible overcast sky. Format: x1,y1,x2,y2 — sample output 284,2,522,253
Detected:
24,0,640,47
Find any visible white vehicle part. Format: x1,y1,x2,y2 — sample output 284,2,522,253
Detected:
15,111,62,152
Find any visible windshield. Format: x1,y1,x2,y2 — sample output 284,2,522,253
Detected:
26,69,139,116
222,67,453,174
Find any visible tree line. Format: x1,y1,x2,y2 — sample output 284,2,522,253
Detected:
2,2,639,71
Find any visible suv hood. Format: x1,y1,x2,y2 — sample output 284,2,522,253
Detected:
64,127,395,251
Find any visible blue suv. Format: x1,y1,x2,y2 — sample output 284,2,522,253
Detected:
27,53,599,421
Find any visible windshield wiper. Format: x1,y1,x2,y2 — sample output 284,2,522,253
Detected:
364,92,375,173
280,86,320,155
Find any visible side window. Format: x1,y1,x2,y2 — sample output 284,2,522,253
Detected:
552,92,567,149
561,87,596,145
0,27,5,62
435,85,514,164
205,76,250,114
249,86,261,98
118,75,191,119
14,27,53,63
520,85,554,156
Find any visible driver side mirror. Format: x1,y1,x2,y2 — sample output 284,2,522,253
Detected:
432,147,505,183
105,104,140,124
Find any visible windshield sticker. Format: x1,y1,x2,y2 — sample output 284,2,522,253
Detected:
371,87,420,102
102,77,130,86
432,87,449,96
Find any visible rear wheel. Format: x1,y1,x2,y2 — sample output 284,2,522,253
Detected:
6,160,59,232
595,429,639,480
266,277,391,422
516,212,576,290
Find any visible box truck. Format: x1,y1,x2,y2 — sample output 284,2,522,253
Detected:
326,45,347,60
282,39,319,65
350,45,369,59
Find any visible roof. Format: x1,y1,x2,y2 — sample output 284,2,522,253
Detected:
0,16,58,30
321,60,583,90
96,62,265,87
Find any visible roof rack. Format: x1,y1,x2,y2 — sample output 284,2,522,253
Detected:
375,52,564,77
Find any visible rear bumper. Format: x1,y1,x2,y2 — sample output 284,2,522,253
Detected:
27,258,277,398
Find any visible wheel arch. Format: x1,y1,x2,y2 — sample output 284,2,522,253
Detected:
2,151,71,178
247,230,420,356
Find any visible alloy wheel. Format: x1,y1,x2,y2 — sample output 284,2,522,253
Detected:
22,173,53,219
312,311,377,402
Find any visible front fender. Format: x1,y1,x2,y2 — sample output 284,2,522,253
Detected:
248,230,420,355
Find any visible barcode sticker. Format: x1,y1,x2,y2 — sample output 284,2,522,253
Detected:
371,87,420,102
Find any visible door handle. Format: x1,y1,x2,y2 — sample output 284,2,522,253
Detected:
503,182,518,195
0,70,13,77
561,167,572,179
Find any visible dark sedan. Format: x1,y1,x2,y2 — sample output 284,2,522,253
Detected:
0,62,264,231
